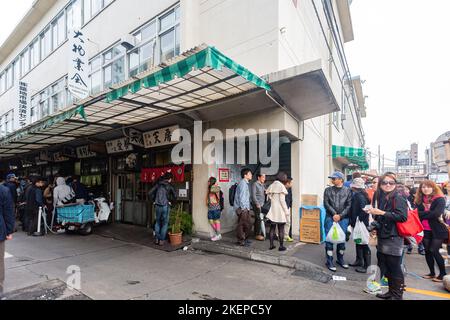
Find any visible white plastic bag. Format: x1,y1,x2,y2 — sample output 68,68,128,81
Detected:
352,217,370,245
326,222,346,244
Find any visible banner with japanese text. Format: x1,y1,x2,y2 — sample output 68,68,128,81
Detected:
68,29,89,100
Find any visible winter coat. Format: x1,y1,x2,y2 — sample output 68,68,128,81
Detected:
149,180,176,206
373,191,408,257
53,177,75,207
0,184,14,242
266,181,289,224
323,185,352,219
417,196,448,240
349,190,370,228
4,181,18,203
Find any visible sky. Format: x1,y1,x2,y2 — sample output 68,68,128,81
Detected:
345,0,449,169
0,1,449,170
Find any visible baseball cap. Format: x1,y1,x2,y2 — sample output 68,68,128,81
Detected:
6,173,17,180
328,171,345,180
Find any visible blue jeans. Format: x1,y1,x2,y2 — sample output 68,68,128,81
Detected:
155,205,170,241
324,217,349,252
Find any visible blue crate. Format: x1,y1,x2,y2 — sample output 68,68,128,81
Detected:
57,205,96,224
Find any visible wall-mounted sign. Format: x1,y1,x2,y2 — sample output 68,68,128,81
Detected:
76,146,97,159
219,168,230,183
89,143,107,154
143,125,180,149
106,137,134,154
17,81,29,129
68,29,89,100
128,128,145,147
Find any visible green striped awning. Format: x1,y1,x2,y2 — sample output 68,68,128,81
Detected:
332,145,369,170
0,44,271,158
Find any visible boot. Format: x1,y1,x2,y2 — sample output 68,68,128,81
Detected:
376,278,393,300
326,250,337,272
356,247,371,273
336,249,349,269
388,278,405,300
350,245,363,267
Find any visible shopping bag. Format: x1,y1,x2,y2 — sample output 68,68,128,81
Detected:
326,222,346,244
396,205,424,246
352,218,370,245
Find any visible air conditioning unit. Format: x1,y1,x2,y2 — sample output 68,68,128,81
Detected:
120,34,136,50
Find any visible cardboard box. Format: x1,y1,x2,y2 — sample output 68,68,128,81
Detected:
301,208,321,220
300,219,321,244
302,194,318,206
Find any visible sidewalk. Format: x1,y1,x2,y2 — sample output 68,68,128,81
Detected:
191,232,329,275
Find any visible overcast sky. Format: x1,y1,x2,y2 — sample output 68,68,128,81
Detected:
346,0,449,168
1,1,448,170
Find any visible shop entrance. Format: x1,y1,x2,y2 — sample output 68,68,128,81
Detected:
114,173,151,227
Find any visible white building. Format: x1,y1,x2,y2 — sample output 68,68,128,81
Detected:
0,0,367,238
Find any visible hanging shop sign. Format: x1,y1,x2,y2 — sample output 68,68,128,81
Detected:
106,137,134,154
52,152,70,163
21,159,34,168
219,168,230,183
62,147,77,158
35,155,48,166
143,125,180,149
76,146,97,159
127,128,145,147
89,143,107,154
39,151,52,162
68,29,89,100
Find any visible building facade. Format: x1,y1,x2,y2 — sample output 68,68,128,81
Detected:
0,0,367,238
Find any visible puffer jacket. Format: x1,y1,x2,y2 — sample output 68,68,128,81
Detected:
349,191,370,228
0,184,14,241
323,186,352,219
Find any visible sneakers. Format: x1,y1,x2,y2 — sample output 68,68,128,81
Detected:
364,281,382,295
211,234,222,242
284,236,294,243
380,277,389,288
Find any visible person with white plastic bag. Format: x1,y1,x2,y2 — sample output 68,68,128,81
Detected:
323,172,353,272
348,178,372,273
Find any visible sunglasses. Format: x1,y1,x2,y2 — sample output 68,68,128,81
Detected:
381,181,396,186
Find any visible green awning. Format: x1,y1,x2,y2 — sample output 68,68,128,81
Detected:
0,45,271,158
332,145,369,170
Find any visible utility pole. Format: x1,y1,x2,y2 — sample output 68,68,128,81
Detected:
445,138,450,181
378,145,381,174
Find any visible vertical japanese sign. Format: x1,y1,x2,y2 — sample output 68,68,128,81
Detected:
68,29,89,100
18,81,28,128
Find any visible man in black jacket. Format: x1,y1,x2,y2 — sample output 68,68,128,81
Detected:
323,171,353,272
0,179,14,295
149,173,177,246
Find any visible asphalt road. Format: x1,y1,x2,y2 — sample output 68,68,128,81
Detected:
2,230,449,300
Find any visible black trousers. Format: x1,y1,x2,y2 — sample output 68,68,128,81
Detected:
423,231,446,277
377,252,404,282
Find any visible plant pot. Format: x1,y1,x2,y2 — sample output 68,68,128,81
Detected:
168,232,183,246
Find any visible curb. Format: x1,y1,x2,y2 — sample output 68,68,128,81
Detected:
192,240,328,275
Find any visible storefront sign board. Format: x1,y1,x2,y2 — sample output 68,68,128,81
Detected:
106,137,134,154
143,125,180,149
76,146,97,159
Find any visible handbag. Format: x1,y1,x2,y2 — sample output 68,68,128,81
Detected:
396,201,424,245
261,199,271,215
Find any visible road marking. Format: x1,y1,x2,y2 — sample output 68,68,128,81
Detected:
405,287,450,299
4,252,13,259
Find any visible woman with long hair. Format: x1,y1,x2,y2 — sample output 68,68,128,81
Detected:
415,180,448,282
266,172,290,252
207,177,224,242
366,173,407,300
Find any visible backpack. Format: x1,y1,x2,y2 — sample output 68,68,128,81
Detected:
229,183,238,206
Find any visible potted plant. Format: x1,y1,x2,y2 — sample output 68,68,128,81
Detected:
168,204,183,246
